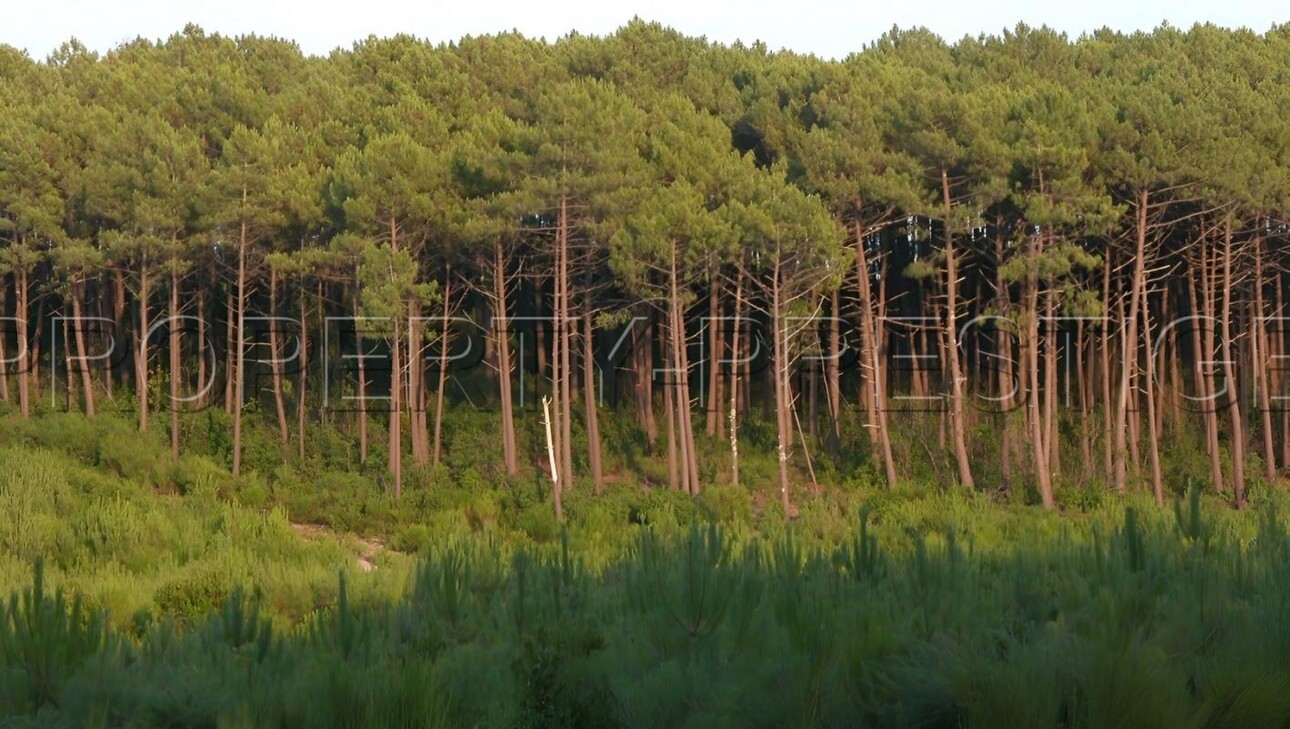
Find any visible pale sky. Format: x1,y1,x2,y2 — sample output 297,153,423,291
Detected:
2,0,1285,60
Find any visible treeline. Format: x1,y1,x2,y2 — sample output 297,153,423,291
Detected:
2,20,1289,511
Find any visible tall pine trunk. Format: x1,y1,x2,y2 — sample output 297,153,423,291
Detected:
137,254,150,432
729,272,743,487
0,280,8,404
772,256,794,515
431,277,453,466
584,307,604,492
1253,231,1276,481
354,279,368,465
1025,231,1054,507
72,274,95,416
269,268,289,446
493,242,519,475
1114,190,1149,492
705,280,721,436
232,213,248,475
1190,257,1224,493
1221,216,1246,506
854,219,897,487
169,260,181,461
940,170,974,489
297,285,310,460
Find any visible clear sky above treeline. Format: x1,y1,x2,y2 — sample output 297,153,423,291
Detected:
3,0,1285,61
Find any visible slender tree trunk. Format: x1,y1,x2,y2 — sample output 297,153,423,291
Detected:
30,289,44,404
1043,264,1060,479
137,255,150,431
387,221,404,499
1100,254,1114,485
269,268,289,446
584,307,604,492
991,224,1013,490
641,313,657,444
232,206,248,474
62,315,72,411
729,272,743,487
825,288,842,457
669,244,699,495
680,292,700,493
354,279,368,465
542,396,562,521
72,274,95,416
298,285,309,460
1114,190,1149,492
1189,259,1224,493
109,270,126,399
388,309,403,496
409,296,427,467
1026,233,1054,507
1138,272,1164,506
408,302,426,466
739,306,751,423
169,261,181,461
196,282,206,401
0,280,8,404
224,292,235,414
772,256,793,515
941,170,974,490
1202,234,1225,493
1221,216,1246,506
1078,319,1093,472
494,242,519,475
549,271,565,486
705,280,721,436
431,278,453,466
535,286,547,381
557,196,574,488
854,220,897,487
1254,232,1277,481
1124,281,1141,478
1276,272,1289,470
663,325,679,491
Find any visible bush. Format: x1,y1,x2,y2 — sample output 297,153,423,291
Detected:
98,419,164,484
21,412,102,463
698,482,753,524
153,568,232,621
393,524,433,553
518,502,561,544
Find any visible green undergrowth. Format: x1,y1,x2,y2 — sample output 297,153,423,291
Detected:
1,408,1289,724
0,406,1284,633
0,489,1288,726
0,436,412,633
